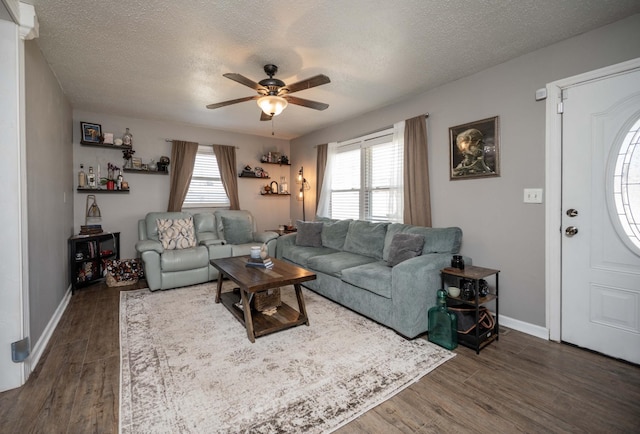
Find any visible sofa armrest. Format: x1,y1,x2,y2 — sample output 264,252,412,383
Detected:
275,233,297,258
135,239,164,254
254,231,279,244
390,253,455,337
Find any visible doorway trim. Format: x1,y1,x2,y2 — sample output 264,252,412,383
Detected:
545,57,640,342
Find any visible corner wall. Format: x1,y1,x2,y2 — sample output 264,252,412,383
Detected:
24,39,73,345
290,14,640,329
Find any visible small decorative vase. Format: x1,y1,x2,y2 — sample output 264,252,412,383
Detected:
148,159,157,171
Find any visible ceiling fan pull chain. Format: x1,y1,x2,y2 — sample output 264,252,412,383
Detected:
271,118,275,136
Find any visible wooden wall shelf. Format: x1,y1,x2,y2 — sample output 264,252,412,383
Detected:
124,168,168,175
77,188,130,193
80,141,132,150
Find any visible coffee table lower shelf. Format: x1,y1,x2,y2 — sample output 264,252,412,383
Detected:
219,290,308,339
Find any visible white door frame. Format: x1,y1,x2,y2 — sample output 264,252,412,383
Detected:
545,57,640,342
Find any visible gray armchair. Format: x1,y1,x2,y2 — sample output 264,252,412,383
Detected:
136,210,278,291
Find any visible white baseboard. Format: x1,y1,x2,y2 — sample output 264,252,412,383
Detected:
25,285,72,376
499,314,549,340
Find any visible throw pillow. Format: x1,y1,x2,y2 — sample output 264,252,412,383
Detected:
342,220,389,259
221,216,254,244
320,219,351,250
156,217,197,250
386,233,425,267
295,220,324,247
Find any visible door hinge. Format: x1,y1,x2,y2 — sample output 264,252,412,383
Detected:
557,102,564,114
11,337,30,363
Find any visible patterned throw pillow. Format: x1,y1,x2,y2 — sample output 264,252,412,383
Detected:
156,217,197,250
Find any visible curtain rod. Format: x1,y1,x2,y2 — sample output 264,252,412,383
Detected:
164,139,239,149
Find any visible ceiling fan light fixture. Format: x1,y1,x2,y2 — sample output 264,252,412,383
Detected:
257,95,288,116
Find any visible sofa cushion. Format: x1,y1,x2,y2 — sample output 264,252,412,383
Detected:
160,246,209,272
282,245,338,268
295,220,323,247
221,215,253,244
383,224,462,261
320,218,351,250
307,251,378,278
386,233,424,266
342,220,389,259
341,262,393,298
156,217,197,250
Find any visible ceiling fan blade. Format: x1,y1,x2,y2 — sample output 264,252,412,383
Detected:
285,95,329,111
281,74,330,94
223,73,265,91
206,95,259,109
260,111,273,122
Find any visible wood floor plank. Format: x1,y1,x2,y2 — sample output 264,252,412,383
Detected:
68,355,119,434
2,280,640,433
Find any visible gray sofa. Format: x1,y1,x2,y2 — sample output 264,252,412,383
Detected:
276,218,464,338
136,210,278,291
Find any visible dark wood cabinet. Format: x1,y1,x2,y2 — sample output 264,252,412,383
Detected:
69,232,120,293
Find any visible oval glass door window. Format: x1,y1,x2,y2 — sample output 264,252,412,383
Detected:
611,116,640,254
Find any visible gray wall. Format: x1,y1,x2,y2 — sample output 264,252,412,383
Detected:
290,14,640,328
72,111,292,258
25,40,73,344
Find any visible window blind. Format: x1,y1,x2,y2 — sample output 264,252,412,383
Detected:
183,145,230,207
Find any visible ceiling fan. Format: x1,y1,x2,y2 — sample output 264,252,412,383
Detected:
206,64,330,121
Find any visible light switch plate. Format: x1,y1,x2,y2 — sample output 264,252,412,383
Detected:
524,188,543,203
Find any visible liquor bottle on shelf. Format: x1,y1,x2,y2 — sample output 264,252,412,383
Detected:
428,289,458,350
122,128,133,146
87,166,96,188
78,164,87,188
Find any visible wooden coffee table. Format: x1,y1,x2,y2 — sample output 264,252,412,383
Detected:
210,256,316,342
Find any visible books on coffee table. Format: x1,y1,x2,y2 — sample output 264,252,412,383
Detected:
246,257,273,269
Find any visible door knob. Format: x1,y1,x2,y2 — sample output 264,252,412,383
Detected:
566,208,578,217
565,226,579,236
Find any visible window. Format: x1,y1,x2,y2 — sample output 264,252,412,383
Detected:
327,128,403,222
611,116,640,253
183,145,230,207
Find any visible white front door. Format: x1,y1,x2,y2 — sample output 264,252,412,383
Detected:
561,67,640,364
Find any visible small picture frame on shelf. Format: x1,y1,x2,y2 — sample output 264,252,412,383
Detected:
132,157,142,169
80,122,102,144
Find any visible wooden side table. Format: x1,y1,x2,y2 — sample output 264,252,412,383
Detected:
441,265,500,354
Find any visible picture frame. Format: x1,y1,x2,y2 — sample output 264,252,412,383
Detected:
131,157,142,169
449,116,500,180
80,122,102,144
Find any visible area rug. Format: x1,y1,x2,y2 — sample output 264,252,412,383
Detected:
119,282,454,433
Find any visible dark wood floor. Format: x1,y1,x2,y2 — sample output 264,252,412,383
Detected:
1,281,639,433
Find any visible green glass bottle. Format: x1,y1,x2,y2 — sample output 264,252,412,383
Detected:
428,289,458,350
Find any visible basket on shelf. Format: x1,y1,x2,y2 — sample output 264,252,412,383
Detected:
252,288,281,311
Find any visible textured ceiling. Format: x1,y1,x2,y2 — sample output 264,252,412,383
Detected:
26,0,640,139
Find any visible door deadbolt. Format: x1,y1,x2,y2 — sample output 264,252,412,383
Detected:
565,226,579,236
566,208,578,217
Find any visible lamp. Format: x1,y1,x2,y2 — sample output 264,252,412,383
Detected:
257,95,288,117
297,167,311,221
80,194,104,235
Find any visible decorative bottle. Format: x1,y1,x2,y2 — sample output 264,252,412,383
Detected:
78,164,87,188
427,289,458,350
122,128,133,146
87,166,96,188
280,176,288,194
116,170,124,190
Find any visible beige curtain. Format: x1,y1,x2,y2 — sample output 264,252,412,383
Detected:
167,140,198,211
213,144,240,210
403,116,432,226
315,143,328,210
